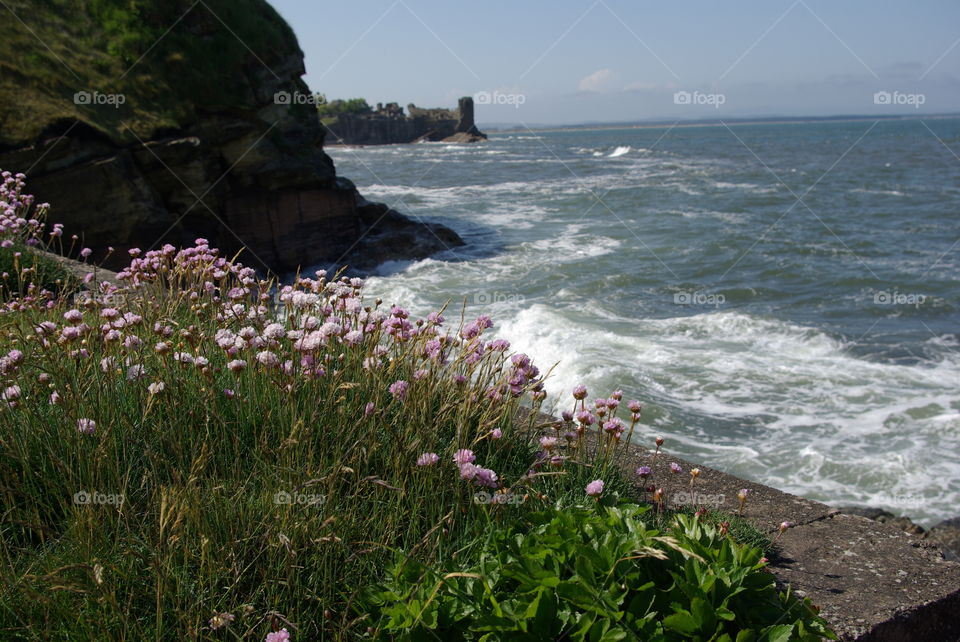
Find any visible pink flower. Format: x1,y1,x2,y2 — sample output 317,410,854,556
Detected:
388,380,408,401
223,388,235,399
148,382,165,395
2,385,21,401
453,449,475,466
64,309,83,324
670,462,682,474
262,323,285,340
77,418,96,434
572,384,587,400
256,351,279,368
575,410,595,426
473,466,498,488
265,628,290,642
491,428,503,440
585,479,604,497
364,401,375,416
227,359,247,373
416,453,440,466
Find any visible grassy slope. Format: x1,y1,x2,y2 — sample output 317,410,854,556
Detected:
0,0,301,148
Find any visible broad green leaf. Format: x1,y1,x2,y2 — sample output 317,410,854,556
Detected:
663,610,699,635
763,624,795,642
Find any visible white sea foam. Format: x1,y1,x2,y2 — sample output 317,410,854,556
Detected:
850,187,906,197
609,146,631,157
493,307,960,524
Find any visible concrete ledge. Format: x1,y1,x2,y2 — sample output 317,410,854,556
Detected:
611,445,960,640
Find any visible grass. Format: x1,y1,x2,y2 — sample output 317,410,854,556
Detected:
0,172,833,640
0,0,302,147
0,243,79,301
0,230,641,638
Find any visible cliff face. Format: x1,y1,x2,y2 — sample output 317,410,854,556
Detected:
0,0,461,273
326,97,487,145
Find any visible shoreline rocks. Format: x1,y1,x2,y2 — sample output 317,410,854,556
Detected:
836,506,960,562
325,97,487,145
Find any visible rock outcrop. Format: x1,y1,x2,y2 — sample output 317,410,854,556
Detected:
0,0,462,274
325,97,487,145
839,506,960,562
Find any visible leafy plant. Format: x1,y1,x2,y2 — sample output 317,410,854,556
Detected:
367,503,836,641
317,98,374,118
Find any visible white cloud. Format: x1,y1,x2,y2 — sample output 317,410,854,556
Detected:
623,81,658,91
579,68,615,92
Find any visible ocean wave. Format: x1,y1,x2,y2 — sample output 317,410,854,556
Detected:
849,187,906,197
493,306,960,524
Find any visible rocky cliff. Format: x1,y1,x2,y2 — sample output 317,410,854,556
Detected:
325,97,487,145
0,0,462,274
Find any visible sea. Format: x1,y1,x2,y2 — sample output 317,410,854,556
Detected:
323,117,960,526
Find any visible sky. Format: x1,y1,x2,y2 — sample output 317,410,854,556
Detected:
269,0,960,127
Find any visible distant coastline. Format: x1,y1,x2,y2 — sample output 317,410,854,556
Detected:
485,112,960,135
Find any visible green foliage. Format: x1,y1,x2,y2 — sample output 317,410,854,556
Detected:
1,0,302,146
0,243,79,301
367,504,836,640
318,98,374,118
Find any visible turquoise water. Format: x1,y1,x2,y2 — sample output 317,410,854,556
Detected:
324,118,960,525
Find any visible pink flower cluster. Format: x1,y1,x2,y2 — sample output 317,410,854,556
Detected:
0,171,50,244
